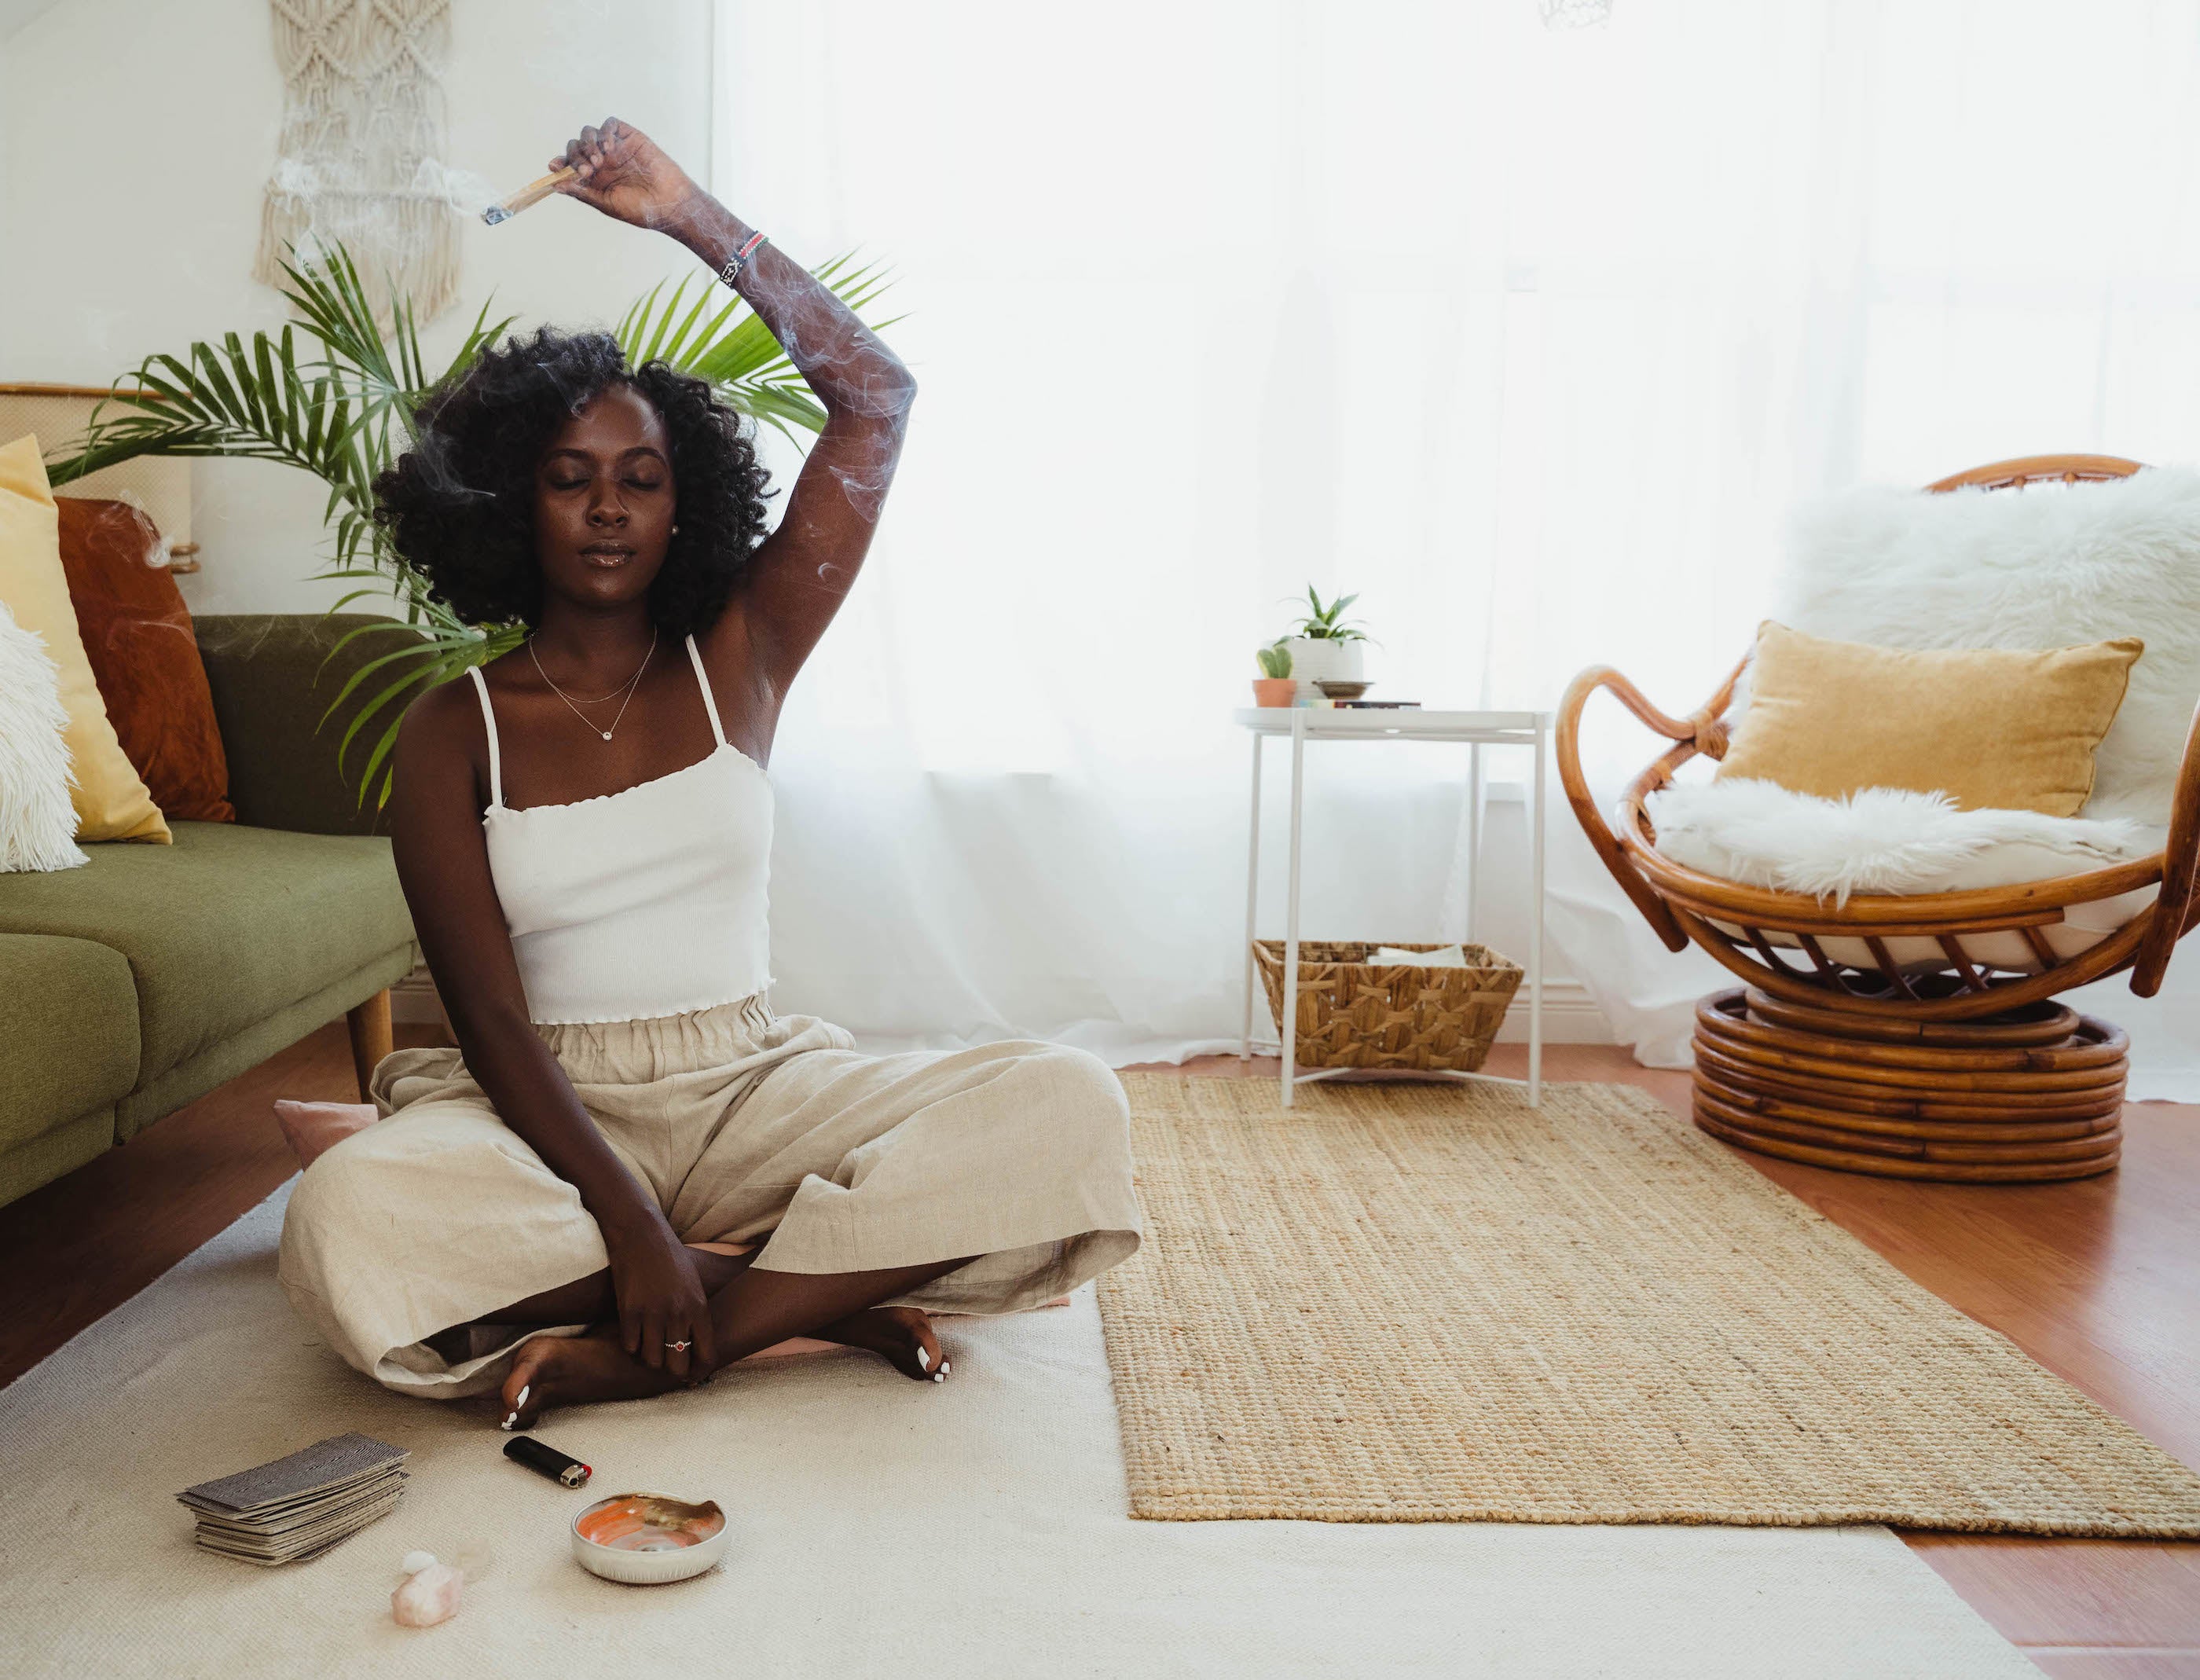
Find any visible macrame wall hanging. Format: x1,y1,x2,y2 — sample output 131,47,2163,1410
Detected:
254,0,460,322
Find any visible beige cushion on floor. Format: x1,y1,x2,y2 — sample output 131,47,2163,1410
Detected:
271,1099,378,1169
1717,620,2142,817
0,435,167,844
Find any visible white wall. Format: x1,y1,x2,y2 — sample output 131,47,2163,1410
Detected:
1,0,714,614
3,0,1603,1044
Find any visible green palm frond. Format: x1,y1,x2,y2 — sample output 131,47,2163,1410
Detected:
616,251,904,439
40,235,897,809
50,328,359,489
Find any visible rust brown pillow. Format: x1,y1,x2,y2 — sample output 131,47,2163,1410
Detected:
55,498,233,823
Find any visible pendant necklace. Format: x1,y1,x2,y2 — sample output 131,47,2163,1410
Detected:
529,627,658,741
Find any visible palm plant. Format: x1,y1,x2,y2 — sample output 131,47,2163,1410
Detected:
46,241,896,808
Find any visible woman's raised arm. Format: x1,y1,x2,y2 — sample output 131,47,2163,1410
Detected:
548,119,917,698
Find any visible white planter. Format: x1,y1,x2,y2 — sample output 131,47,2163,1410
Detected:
1282,637,1365,687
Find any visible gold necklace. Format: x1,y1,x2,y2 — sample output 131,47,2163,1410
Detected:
528,628,658,742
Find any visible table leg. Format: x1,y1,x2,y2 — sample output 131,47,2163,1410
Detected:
1467,742,1483,946
1282,710,1307,1109
1241,732,1263,1059
1530,716,1546,1107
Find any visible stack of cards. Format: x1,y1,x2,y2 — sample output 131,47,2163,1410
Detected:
177,1432,409,1565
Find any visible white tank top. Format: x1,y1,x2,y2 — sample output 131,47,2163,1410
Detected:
468,634,773,1025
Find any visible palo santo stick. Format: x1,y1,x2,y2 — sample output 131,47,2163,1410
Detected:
482,166,578,226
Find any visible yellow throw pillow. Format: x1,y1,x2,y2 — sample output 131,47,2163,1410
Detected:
1715,620,2142,818
0,434,169,843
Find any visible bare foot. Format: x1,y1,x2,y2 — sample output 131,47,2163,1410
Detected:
812,1305,949,1382
497,1326,682,1429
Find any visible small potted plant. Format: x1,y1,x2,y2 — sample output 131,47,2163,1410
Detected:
1253,640,1295,706
1281,586,1370,688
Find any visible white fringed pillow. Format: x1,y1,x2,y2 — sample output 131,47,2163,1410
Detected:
1740,467,2200,823
1646,778,2156,906
0,599,89,873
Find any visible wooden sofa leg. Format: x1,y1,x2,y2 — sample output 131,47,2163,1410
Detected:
346,989,394,1102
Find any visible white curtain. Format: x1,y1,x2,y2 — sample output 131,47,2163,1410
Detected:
716,0,2200,1091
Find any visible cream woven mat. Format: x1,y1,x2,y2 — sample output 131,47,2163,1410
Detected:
1098,1074,2200,1532
0,1189,2040,1678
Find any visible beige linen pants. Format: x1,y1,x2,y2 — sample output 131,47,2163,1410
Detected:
278,996,1142,1399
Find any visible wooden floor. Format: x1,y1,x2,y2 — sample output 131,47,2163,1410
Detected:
0,1027,2193,1675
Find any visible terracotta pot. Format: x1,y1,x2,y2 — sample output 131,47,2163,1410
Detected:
1252,678,1297,707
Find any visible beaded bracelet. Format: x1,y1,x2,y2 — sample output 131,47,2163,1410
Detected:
717,230,770,287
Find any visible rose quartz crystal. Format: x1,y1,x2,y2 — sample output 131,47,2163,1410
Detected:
391,1561,464,1627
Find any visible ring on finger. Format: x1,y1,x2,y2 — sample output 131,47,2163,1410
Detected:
666,1338,692,1353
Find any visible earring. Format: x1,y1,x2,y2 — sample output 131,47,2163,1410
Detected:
671,523,680,534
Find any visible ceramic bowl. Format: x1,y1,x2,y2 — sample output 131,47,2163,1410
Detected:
570,1491,729,1585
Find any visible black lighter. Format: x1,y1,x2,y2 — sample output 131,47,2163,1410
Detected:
503,1435,592,1488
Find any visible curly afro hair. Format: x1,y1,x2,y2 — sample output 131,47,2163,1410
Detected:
371,325,772,634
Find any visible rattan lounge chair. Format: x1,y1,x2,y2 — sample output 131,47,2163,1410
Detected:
1556,457,2200,1181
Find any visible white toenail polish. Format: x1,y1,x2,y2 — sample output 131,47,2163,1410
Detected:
933,1371,944,1382
942,1362,951,1376
500,1411,517,1431
516,1385,530,1408
916,1348,931,1371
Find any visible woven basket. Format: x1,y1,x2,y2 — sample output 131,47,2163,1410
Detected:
1252,940,1524,1073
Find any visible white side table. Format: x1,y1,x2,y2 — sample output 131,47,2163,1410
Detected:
1236,706,1549,1108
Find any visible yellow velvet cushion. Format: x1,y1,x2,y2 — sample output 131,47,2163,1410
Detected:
1715,620,2142,818
0,435,168,843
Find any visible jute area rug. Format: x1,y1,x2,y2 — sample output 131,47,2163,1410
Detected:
1099,1074,2200,1532
0,1187,2040,1678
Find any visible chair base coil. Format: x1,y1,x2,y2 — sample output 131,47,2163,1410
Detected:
1692,988,2125,1183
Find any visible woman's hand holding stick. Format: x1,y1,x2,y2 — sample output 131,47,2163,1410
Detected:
548,118,918,687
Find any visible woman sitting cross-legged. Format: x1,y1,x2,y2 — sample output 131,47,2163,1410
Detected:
277,119,1142,1430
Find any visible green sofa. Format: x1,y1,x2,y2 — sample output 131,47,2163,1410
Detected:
0,614,423,1208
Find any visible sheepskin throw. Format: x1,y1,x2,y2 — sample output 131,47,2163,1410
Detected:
1648,779,2155,906
1749,468,2200,824
0,601,88,875
255,0,457,322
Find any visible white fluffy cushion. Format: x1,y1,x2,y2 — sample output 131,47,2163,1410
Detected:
1647,779,2157,904
1741,467,2200,823
1649,778,2164,971
0,599,87,874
